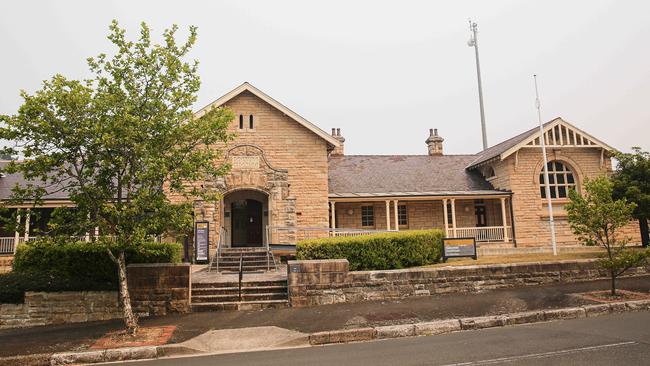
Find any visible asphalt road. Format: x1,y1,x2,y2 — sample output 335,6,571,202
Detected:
100,311,650,366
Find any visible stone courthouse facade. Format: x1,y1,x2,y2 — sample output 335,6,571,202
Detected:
183,82,639,251
0,82,641,256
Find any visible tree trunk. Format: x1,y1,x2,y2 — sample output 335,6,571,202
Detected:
610,269,617,297
116,251,138,335
639,218,649,248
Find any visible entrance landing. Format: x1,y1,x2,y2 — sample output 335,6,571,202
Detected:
191,265,288,284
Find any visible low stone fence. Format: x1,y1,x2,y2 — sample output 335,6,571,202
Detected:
0,255,13,274
0,291,121,329
0,263,191,329
287,259,650,307
127,263,191,317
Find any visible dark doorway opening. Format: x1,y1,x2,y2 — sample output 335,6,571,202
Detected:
231,199,263,247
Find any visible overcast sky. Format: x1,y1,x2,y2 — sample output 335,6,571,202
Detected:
1,0,649,155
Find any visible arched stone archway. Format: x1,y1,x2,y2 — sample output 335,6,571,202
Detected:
223,189,269,247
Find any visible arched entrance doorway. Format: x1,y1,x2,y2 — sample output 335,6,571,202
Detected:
223,190,268,247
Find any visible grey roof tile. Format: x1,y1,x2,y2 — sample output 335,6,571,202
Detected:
328,155,504,197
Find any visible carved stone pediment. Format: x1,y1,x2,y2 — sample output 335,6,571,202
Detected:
219,144,290,198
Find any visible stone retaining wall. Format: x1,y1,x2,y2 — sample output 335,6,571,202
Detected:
0,255,13,274
287,259,650,307
127,263,191,316
0,291,120,329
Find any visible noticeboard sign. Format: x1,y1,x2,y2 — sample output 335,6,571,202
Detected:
442,237,477,262
194,221,210,263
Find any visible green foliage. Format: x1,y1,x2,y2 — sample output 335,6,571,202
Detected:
13,238,181,281
566,177,635,247
612,148,650,219
612,147,650,246
0,270,116,304
0,20,233,247
566,176,649,294
296,230,445,271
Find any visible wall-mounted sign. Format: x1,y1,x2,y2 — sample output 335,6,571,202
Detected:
231,156,260,170
194,221,210,263
442,237,477,262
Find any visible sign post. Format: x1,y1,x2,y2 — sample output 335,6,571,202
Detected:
442,237,477,262
194,221,210,264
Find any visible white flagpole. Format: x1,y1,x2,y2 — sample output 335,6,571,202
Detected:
534,74,557,256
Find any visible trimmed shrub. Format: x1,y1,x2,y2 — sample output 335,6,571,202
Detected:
296,229,445,270
0,270,116,304
1,238,182,303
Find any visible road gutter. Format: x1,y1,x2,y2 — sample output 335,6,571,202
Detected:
4,299,649,365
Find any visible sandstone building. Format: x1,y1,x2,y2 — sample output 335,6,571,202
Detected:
0,82,641,257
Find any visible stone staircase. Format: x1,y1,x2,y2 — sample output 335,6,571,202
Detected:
191,279,289,311
210,247,276,273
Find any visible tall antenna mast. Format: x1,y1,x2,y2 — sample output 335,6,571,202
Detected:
468,19,488,150
534,74,558,256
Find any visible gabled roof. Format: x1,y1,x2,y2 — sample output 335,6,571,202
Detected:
193,82,340,147
329,155,505,198
466,117,615,169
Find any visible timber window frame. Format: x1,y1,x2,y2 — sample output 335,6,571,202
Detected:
397,204,408,226
539,161,576,199
361,205,374,227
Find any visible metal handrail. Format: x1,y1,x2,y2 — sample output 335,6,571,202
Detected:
208,226,226,273
238,254,243,302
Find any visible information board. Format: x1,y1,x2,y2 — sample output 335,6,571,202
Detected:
194,221,210,263
442,237,477,261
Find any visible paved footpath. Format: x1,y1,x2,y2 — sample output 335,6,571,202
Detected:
1,276,649,358
99,311,650,366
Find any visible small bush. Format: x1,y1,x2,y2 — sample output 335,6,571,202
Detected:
0,270,116,304
296,229,445,271
1,238,182,303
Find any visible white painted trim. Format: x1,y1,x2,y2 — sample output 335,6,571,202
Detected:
499,118,616,161
193,82,340,147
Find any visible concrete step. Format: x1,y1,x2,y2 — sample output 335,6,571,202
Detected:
191,299,289,312
217,266,276,272
215,259,271,265
192,280,287,289
192,285,288,296
192,292,288,303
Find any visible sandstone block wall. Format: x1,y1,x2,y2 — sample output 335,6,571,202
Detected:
0,291,120,329
287,259,650,307
491,148,641,246
127,263,191,316
0,255,12,273
169,90,331,250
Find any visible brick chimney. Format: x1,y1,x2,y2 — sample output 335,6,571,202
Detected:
331,128,345,155
425,128,444,156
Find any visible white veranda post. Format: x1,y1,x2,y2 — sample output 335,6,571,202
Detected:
500,197,509,242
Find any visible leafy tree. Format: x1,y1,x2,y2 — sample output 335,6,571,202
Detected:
0,20,233,334
566,176,648,296
612,147,650,248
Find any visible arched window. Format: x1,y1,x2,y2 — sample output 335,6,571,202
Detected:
249,114,254,129
238,114,244,129
540,161,576,199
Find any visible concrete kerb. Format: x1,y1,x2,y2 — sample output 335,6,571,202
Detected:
308,299,650,346
6,299,649,365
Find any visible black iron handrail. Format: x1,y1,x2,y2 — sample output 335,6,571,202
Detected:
238,254,243,302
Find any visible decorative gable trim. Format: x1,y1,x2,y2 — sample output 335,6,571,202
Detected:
499,118,615,161
193,82,340,147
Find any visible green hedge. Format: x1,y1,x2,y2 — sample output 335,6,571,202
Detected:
296,229,445,271
0,270,117,304
1,238,182,303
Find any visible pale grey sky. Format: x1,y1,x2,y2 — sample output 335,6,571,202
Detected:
1,0,649,155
